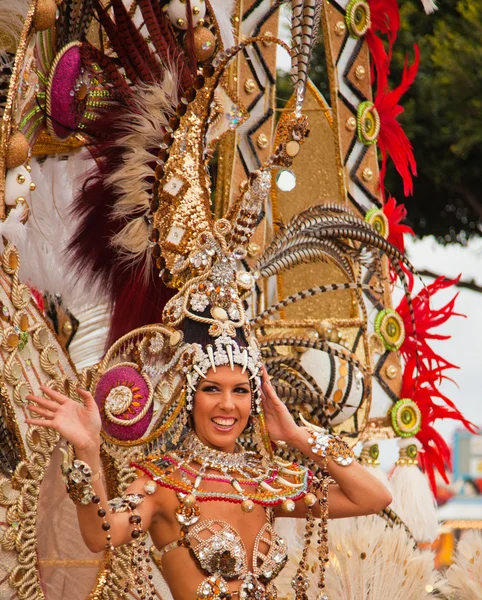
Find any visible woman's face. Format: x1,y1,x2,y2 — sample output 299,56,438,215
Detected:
192,365,251,453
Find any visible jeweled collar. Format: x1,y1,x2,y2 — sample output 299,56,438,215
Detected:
180,431,253,472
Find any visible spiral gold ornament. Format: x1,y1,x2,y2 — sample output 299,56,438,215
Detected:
40,345,60,376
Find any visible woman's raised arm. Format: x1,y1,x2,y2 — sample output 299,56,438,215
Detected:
25,385,159,553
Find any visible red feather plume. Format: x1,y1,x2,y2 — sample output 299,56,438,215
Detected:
375,45,419,197
401,358,477,494
366,0,401,83
397,275,464,377
383,195,415,253
383,196,415,282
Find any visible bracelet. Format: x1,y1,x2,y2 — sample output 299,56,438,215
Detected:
300,415,354,467
59,445,101,505
60,456,96,505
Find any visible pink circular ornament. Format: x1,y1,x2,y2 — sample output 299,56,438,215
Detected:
46,42,90,140
94,365,153,441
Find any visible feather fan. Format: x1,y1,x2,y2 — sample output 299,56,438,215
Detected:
442,531,482,600
276,515,445,599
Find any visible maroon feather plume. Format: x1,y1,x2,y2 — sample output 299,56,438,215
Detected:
68,1,195,344
136,0,194,91
109,0,163,83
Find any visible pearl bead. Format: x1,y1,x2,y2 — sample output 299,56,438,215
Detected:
303,493,317,507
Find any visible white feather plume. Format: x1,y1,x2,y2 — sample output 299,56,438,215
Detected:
390,438,439,543
0,0,29,67
12,152,107,305
0,202,27,248
441,530,482,600
208,0,235,49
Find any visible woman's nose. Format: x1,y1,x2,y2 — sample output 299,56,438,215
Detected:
219,391,235,410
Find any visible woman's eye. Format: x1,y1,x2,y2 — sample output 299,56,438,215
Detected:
234,387,250,394
201,385,219,393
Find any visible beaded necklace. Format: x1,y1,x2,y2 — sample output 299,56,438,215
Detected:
133,432,313,513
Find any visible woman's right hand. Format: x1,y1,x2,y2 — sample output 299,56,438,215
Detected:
25,386,102,451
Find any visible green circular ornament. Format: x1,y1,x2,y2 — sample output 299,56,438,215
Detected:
369,444,380,460
406,444,418,459
357,101,380,146
345,0,371,38
365,208,389,239
375,308,405,352
391,398,422,437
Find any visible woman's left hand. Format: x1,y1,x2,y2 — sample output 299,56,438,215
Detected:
260,366,301,445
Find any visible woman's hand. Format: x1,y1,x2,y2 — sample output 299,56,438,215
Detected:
25,386,102,451
260,366,301,445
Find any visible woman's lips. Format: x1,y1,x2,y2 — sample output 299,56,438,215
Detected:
211,417,237,432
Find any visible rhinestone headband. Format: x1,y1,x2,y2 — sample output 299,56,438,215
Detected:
185,333,262,412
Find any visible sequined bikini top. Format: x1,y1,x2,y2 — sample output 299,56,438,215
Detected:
159,517,288,581
158,514,287,599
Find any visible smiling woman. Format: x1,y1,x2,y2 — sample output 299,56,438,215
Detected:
193,366,252,451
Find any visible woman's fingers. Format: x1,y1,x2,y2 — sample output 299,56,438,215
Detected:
25,394,59,412
26,404,55,419
76,387,96,408
39,385,68,404
25,417,57,429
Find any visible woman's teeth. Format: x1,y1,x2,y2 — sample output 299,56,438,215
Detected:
212,418,236,429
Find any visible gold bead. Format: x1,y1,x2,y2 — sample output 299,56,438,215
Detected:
247,243,261,258
16,174,26,184
386,365,398,379
281,498,295,513
211,306,228,321
193,6,200,15
335,21,346,36
345,117,356,132
197,18,205,26
29,182,36,191
355,65,366,80
177,18,185,27
25,164,32,173
257,133,269,149
303,493,317,507
6,131,29,169
241,499,254,513
244,78,256,94
362,167,373,182
183,494,196,507
192,26,216,62
170,331,182,346
33,0,57,32
62,322,73,335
